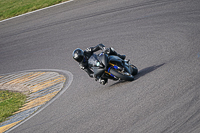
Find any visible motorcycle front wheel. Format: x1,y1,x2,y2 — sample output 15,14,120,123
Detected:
109,68,134,81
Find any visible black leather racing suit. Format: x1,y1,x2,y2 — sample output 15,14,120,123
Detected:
79,44,105,78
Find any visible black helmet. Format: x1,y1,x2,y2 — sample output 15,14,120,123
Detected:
72,48,84,62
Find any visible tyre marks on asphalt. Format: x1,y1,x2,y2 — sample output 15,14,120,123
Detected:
0,71,66,133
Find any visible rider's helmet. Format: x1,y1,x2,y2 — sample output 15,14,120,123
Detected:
72,48,84,62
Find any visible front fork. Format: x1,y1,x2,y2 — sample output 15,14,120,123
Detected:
105,63,122,78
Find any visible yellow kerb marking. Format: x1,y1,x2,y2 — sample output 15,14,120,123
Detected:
14,91,59,114
0,120,22,133
5,72,46,85
30,76,65,93
0,71,66,133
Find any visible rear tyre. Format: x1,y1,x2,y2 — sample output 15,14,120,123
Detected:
109,68,134,81
130,65,138,76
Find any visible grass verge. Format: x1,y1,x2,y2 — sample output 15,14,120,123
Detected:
0,0,69,21
0,90,27,123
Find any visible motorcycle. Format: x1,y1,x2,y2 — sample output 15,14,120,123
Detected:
88,52,138,83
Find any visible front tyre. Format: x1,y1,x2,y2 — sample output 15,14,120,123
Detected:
109,68,134,81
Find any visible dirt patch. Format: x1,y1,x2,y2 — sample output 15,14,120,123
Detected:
0,83,30,95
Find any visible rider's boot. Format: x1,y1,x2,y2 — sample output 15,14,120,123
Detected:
99,78,108,85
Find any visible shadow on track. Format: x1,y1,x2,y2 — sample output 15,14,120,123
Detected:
134,63,165,80
109,63,165,87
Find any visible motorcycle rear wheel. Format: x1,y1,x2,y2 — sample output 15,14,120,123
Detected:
130,65,138,76
109,68,134,81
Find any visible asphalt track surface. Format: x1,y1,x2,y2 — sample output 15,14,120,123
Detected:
1,0,200,132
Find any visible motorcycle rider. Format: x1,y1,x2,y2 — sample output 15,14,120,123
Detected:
72,44,126,85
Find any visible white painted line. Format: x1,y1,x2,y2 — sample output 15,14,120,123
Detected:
0,0,74,23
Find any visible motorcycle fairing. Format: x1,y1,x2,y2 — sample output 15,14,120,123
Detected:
88,54,99,67
92,67,105,77
98,53,108,67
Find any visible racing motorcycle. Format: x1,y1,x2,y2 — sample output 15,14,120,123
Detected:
88,52,138,82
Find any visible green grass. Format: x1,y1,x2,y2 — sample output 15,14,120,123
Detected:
0,90,27,123
0,0,69,21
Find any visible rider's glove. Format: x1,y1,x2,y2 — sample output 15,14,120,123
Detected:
98,44,106,51
104,48,110,54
